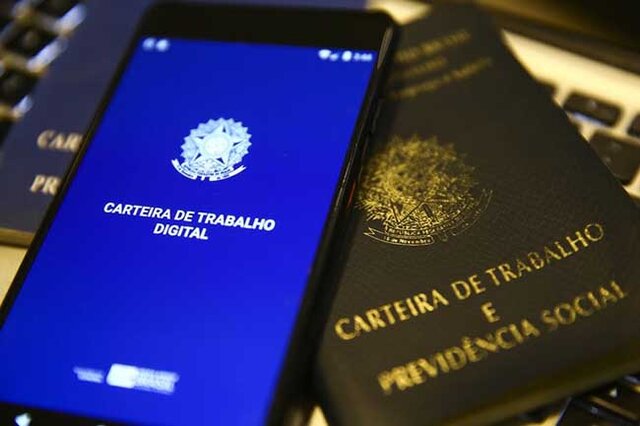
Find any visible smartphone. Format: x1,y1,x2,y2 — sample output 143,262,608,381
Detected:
0,3,395,425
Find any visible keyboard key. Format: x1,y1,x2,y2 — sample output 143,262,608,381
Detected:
0,2,13,31
559,401,629,426
0,15,11,32
4,25,56,58
0,120,12,145
34,0,80,18
585,383,640,422
628,115,640,138
569,116,582,131
564,92,621,127
590,132,640,184
0,70,37,106
623,373,640,385
539,81,556,96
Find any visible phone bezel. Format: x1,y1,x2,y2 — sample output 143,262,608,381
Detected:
0,3,396,425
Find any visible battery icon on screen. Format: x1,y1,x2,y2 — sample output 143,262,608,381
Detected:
156,39,170,52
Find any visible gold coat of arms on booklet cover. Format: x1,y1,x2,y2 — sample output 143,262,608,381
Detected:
358,135,491,246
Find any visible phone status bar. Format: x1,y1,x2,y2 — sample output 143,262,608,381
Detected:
140,38,373,64
317,49,373,63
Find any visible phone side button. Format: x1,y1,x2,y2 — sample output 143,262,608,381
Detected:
369,99,384,135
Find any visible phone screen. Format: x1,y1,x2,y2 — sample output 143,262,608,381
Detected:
0,37,377,424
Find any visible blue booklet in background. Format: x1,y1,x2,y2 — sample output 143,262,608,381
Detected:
0,0,364,245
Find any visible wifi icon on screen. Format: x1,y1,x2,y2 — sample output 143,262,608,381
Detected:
318,49,332,60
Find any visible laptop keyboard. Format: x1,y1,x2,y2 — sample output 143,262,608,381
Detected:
562,90,640,194
540,377,640,425
2,3,638,203
590,132,640,185
564,92,621,127
506,31,640,209
1,3,640,425
561,89,640,199
0,0,85,143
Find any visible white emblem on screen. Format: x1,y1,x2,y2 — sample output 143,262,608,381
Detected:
171,118,252,181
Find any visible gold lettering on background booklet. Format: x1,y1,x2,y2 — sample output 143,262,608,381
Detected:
335,289,450,341
376,280,627,395
37,130,83,152
334,223,607,341
389,28,493,99
29,174,61,195
394,28,471,65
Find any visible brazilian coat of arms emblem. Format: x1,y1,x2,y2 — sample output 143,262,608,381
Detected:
172,118,251,181
358,135,492,246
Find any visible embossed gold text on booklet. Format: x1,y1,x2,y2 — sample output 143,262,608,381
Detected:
317,5,640,426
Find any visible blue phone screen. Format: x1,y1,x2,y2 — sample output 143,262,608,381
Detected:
0,38,376,425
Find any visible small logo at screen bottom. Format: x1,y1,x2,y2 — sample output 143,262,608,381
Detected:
106,363,179,395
